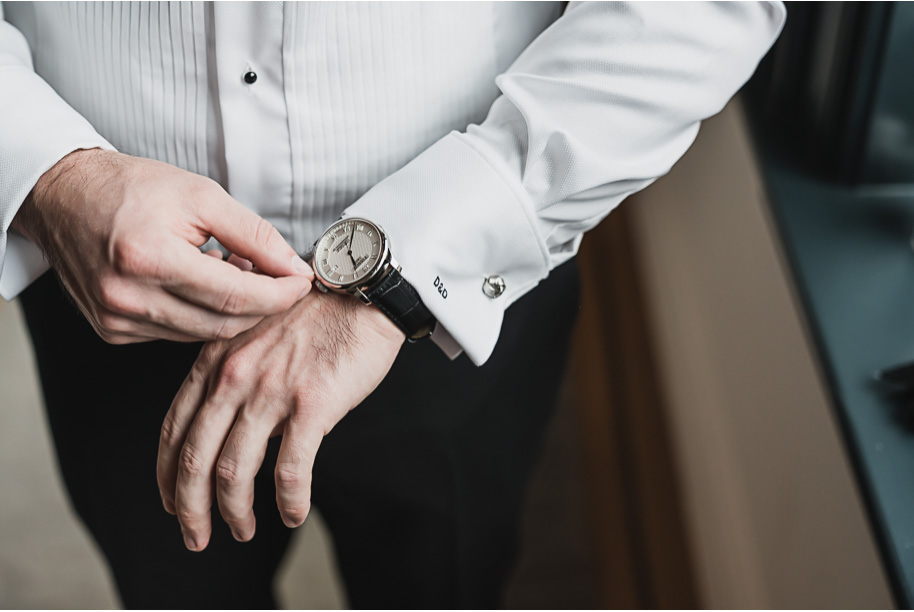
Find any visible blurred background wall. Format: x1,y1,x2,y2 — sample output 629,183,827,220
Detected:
624,99,891,608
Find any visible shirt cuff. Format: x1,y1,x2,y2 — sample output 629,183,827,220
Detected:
343,132,550,366
0,66,115,300
0,232,49,300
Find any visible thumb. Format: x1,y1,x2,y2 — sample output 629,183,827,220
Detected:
196,194,313,280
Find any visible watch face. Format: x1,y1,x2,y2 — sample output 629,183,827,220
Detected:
313,218,386,288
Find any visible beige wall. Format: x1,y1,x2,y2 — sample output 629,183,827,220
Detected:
628,100,894,608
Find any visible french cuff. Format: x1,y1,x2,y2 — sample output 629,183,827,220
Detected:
343,132,550,366
0,233,49,300
0,66,115,300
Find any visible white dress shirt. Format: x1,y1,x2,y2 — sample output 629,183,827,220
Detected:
0,1,785,364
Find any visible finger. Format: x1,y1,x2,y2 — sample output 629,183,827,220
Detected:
106,325,197,344
215,407,276,541
206,249,255,273
227,254,253,271
166,244,313,316
91,271,258,342
119,287,263,341
93,304,218,344
174,398,241,552
87,307,185,344
195,194,313,279
87,274,211,343
129,320,230,343
275,414,324,528
157,353,212,514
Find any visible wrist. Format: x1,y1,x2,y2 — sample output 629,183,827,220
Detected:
308,288,406,348
12,148,113,244
365,301,407,345
10,149,118,265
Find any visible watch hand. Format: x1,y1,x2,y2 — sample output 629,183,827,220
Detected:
348,228,355,252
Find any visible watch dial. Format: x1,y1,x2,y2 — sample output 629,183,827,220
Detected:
314,220,384,286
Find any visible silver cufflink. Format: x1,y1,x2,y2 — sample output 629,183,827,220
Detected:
482,275,506,299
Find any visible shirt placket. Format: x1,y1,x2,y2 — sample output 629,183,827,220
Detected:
212,2,295,244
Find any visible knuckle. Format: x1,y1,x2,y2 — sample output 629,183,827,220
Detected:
201,175,224,194
142,302,163,324
112,238,157,278
96,279,128,313
94,275,145,317
188,176,222,202
218,353,252,388
178,442,206,478
160,414,183,448
94,311,133,338
94,310,119,332
275,463,306,488
215,456,243,488
176,507,200,526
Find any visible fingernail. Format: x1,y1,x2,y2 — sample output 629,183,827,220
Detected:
298,284,311,300
283,516,302,529
184,533,198,551
291,255,314,278
231,527,254,542
162,498,176,515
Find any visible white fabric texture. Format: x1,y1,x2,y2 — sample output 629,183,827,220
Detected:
0,1,786,364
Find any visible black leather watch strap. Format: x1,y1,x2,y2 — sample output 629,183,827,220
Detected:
364,269,436,341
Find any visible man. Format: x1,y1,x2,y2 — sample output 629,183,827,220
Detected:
0,2,786,608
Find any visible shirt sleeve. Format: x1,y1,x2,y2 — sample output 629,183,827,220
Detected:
0,5,115,300
343,1,787,365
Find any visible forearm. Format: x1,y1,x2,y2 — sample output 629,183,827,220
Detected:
11,149,112,261
345,1,787,365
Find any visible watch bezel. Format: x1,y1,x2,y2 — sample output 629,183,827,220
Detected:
312,217,391,292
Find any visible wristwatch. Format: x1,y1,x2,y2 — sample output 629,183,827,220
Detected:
303,217,436,342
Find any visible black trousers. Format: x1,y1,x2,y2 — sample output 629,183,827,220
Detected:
19,261,579,609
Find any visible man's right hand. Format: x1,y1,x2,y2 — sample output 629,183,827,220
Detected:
11,148,314,344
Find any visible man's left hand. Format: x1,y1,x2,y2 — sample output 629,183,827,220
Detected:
156,290,405,551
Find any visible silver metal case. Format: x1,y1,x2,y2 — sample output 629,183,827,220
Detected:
307,217,398,305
